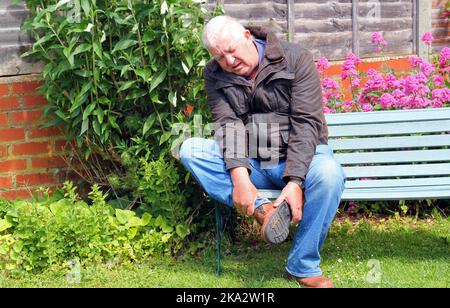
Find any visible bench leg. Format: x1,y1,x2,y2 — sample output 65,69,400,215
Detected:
214,201,223,276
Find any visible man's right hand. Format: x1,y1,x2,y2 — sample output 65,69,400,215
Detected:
230,167,261,216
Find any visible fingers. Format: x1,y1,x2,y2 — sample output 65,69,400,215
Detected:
273,194,286,207
290,203,302,224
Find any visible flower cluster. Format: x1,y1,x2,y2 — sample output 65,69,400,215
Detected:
319,32,449,113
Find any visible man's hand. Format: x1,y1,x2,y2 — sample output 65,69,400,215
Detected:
230,167,261,216
273,181,303,224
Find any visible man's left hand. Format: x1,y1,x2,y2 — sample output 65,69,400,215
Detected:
273,182,303,224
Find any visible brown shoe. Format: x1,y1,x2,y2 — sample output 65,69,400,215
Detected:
286,273,335,288
253,201,291,244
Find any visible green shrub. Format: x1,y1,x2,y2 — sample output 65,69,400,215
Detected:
18,0,213,253
0,182,190,273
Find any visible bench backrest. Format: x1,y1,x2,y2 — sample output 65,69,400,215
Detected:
325,107,450,201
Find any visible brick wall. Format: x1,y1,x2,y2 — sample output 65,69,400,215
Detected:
432,0,449,53
0,74,67,200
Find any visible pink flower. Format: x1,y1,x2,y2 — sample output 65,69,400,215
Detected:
323,106,336,114
351,77,360,88
419,61,435,77
361,103,374,112
317,56,330,74
432,88,450,104
433,75,445,87
371,32,388,51
322,77,339,90
408,56,423,68
421,32,433,46
380,93,395,109
341,52,361,80
439,47,450,68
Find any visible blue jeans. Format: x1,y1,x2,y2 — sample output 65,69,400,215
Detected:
179,137,346,278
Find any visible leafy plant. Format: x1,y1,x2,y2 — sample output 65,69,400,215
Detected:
0,182,192,273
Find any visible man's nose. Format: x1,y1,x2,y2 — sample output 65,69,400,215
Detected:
225,54,235,66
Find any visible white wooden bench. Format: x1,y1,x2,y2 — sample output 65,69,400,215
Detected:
215,107,450,274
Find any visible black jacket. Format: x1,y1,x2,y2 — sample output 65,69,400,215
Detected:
204,27,328,185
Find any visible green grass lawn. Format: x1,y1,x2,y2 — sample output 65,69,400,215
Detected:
1,214,449,288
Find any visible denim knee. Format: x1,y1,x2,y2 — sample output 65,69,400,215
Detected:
308,155,346,191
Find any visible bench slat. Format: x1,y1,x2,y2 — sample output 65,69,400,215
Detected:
345,177,450,189
343,163,450,178
328,134,450,150
328,120,450,137
325,108,450,125
341,187,450,201
334,149,450,164
259,187,450,200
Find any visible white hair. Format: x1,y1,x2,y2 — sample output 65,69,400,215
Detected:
202,16,246,50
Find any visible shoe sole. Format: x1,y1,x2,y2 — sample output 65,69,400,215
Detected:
260,201,292,244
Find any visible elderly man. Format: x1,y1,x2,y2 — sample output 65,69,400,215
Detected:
179,16,345,288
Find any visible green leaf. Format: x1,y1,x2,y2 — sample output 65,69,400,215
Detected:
13,241,23,253
135,68,151,82
97,107,104,124
150,69,167,92
175,224,189,239
80,0,90,17
143,113,157,135
0,219,12,232
125,89,147,100
118,80,136,92
159,131,172,145
80,118,89,136
83,103,96,120
127,217,143,228
112,39,138,53
93,119,101,136
141,213,152,226
73,43,92,56
116,209,135,225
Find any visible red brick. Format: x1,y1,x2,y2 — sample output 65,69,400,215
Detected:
0,128,26,142
0,84,9,96
0,189,33,200
29,126,64,139
12,81,43,95
323,64,342,77
11,110,43,125
55,140,69,153
31,156,66,169
387,58,413,71
0,113,7,126
358,61,382,73
0,176,13,188
0,145,7,159
12,142,51,156
16,173,54,186
0,159,27,173
0,97,20,111
22,95,48,109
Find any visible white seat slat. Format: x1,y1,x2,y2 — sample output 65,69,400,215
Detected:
345,177,450,189
334,149,450,165
325,107,450,125
328,120,450,137
343,163,450,178
341,188,450,201
328,134,450,150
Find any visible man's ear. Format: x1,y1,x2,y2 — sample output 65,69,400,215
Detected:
243,29,252,40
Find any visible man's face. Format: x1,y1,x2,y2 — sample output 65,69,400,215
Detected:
209,30,259,77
